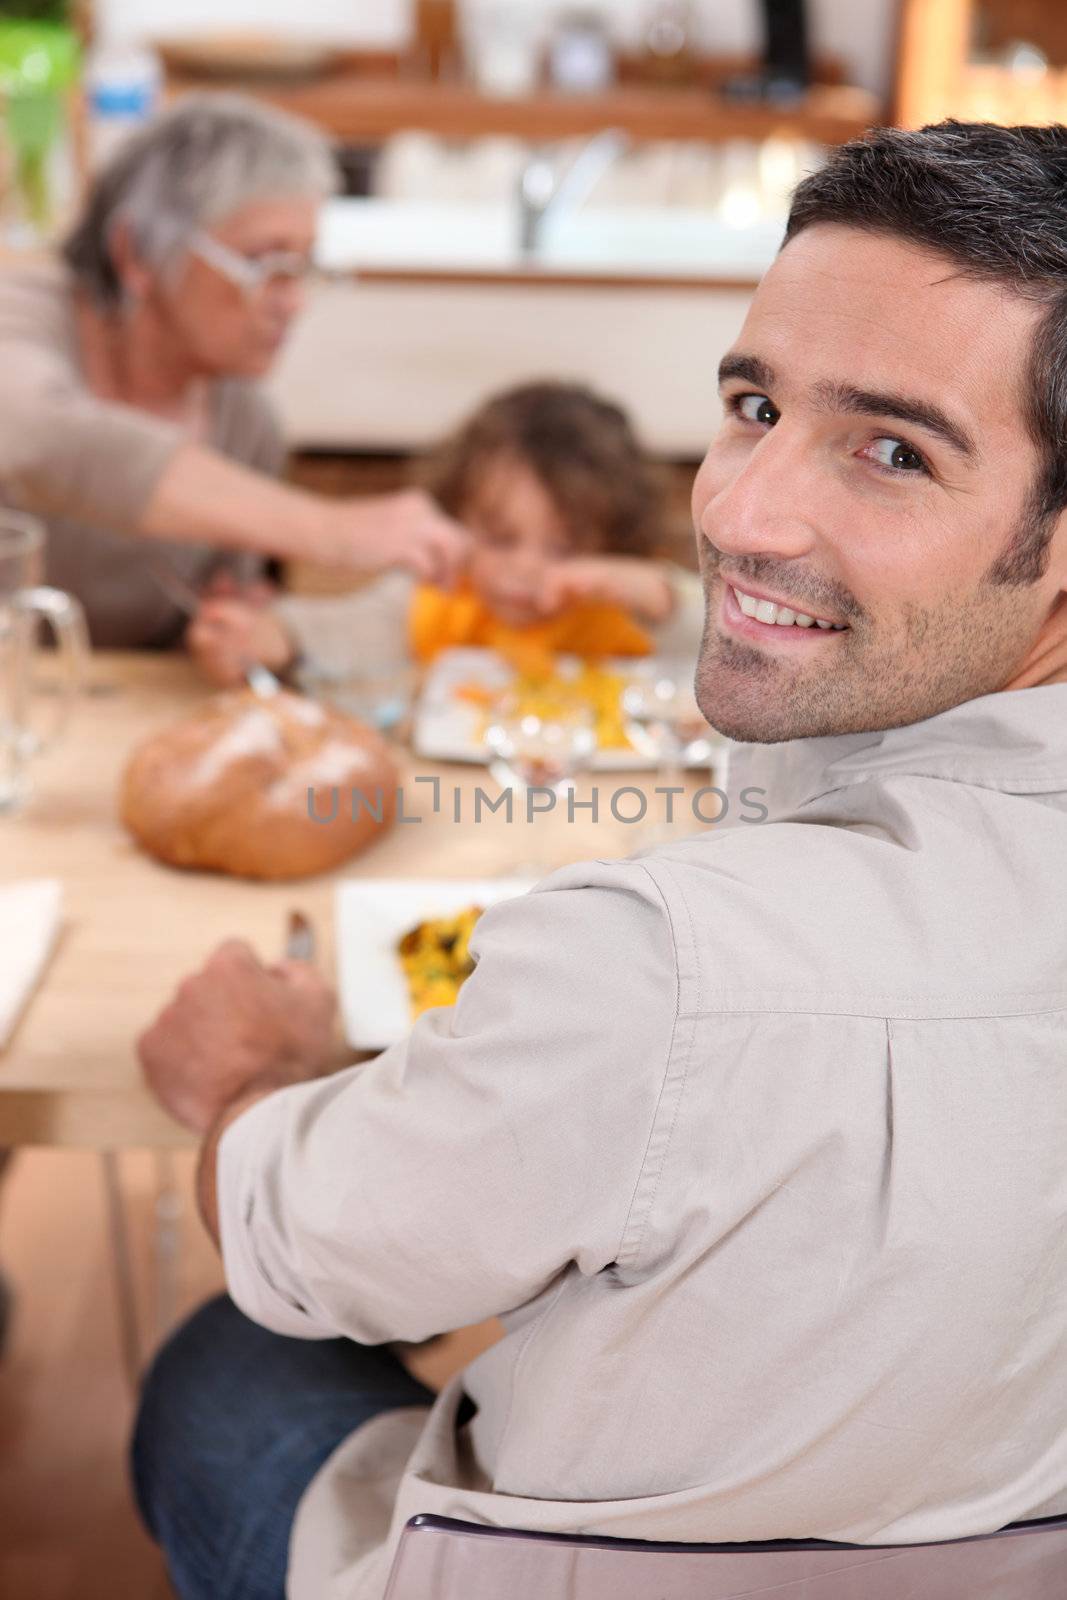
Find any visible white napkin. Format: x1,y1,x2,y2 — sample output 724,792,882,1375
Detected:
0,878,62,1049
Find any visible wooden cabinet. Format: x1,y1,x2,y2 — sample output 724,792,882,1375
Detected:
893,0,1067,126
165,53,880,150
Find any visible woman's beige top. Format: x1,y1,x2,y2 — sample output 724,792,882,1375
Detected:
0,261,284,647
220,682,1067,1599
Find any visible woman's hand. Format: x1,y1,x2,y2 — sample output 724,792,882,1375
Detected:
323,490,471,587
186,598,296,687
142,446,472,584
538,557,675,623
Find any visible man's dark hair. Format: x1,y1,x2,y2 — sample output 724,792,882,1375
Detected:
784,120,1067,585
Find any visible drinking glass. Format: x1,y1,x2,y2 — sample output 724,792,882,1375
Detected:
485,690,597,873
0,509,88,812
622,658,708,841
465,1,542,96
486,695,597,797
295,659,417,742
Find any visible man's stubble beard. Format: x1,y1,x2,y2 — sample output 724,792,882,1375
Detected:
692,553,1042,745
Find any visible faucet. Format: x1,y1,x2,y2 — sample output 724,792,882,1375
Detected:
517,128,627,258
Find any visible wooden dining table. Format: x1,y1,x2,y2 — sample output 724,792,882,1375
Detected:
0,651,707,1152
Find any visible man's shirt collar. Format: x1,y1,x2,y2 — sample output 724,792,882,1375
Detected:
729,683,1067,821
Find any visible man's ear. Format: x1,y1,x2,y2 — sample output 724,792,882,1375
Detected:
108,218,153,303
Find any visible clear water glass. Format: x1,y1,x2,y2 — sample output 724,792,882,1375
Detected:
622,659,707,840
485,693,597,873
295,660,417,741
485,696,597,797
1,510,88,813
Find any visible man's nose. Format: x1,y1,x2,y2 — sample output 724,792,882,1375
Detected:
696,428,820,564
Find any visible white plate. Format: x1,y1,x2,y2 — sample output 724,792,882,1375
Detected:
412,647,715,771
335,876,534,1051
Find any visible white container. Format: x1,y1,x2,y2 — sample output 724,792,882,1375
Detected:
549,13,615,94
84,37,162,172
466,1,542,97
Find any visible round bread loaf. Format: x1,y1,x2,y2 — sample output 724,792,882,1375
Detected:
120,689,398,879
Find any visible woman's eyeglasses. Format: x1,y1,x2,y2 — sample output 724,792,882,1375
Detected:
190,231,316,295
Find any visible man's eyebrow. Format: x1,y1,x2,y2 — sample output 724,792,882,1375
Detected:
812,380,980,464
717,354,980,465
717,352,776,391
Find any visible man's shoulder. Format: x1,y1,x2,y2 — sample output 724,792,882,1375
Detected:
633,788,1059,1016
475,857,679,988
488,855,676,944
639,817,887,953
643,811,877,886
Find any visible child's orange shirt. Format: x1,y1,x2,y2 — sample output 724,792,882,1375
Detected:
408,583,653,673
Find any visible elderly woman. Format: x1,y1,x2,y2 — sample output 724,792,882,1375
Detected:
0,93,466,648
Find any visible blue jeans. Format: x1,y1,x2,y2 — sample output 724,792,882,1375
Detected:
131,1294,435,1600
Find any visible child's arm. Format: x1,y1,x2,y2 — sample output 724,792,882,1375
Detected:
537,556,675,625
186,571,417,689
186,599,296,687
538,557,707,655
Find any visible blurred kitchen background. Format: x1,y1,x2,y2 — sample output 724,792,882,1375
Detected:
0,0,1062,567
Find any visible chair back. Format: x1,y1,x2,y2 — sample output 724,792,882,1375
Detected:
384,1512,1067,1600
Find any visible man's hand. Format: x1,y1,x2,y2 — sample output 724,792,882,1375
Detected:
138,940,337,1134
537,556,674,623
324,489,472,588
186,599,296,687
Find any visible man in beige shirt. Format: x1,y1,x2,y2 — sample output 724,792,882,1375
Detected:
135,121,1067,1599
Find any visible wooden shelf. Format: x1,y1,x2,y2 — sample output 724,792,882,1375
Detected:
348,264,763,291
165,71,881,148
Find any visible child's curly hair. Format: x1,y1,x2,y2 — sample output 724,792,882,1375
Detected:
421,381,665,558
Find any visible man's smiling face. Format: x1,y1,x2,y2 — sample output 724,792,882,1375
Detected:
692,222,1067,742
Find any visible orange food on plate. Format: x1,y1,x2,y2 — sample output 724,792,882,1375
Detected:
408,582,653,668
456,661,635,752
397,905,483,1018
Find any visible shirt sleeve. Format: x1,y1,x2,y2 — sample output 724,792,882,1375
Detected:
0,323,180,534
214,379,287,480
217,858,679,1343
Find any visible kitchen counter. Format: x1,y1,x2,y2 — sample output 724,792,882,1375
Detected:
266,194,770,454
315,197,782,284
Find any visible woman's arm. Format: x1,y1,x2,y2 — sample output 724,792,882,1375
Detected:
142,443,468,584
0,313,468,585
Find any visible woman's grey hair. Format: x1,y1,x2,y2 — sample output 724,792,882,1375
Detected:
63,92,338,308
783,120,1067,586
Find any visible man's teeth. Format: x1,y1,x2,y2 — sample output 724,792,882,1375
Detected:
733,587,845,631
